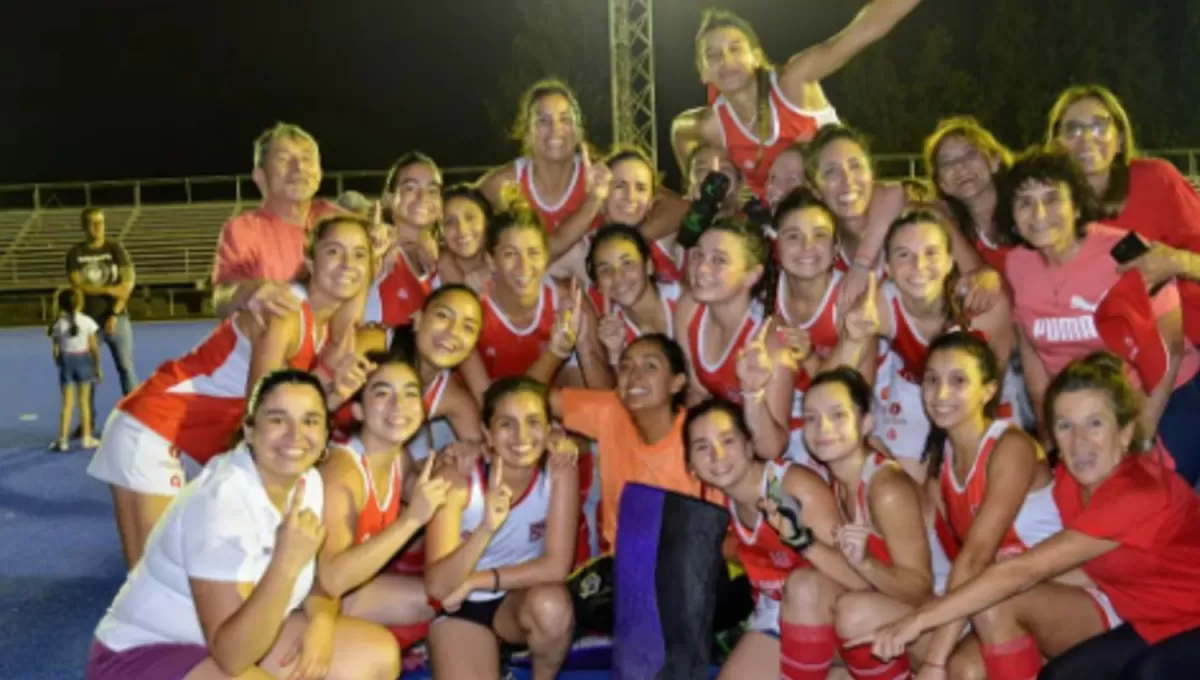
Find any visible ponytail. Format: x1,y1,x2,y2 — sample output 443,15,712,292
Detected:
754,67,772,167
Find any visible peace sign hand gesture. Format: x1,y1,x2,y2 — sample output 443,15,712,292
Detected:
483,457,514,533
596,293,627,362
406,450,453,526
737,317,777,401
549,279,584,359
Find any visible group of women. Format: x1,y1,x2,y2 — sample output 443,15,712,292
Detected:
81,1,1200,678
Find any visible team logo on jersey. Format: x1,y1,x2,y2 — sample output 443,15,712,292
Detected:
397,289,410,300
529,520,547,542
170,474,182,489
485,347,497,357
889,402,902,416
168,446,183,460
769,550,793,569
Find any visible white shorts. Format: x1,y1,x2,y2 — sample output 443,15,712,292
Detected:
746,594,781,638
86,411,200,496
1084,587,1123,631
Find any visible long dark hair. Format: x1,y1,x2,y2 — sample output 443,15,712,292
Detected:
51,288,82,338
700,216,778,312
921,331,1002,477
622,333,689,412
923,116,1013,246
995,147,1104,249
695,10,772,166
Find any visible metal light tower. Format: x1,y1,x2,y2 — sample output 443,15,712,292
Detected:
609,0,657,165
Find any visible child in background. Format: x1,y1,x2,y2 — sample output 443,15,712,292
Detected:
48,288,102,452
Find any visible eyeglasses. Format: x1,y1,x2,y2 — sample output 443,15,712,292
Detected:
1060,117,1114,140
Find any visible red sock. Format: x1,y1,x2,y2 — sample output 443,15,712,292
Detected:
981,636,1042,680
780,622,836,680
838,638,912,679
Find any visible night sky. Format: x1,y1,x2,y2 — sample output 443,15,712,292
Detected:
0,0,858,186
3,1,1192,188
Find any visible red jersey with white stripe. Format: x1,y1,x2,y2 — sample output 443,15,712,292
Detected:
330,364,453,444
883,282,932,384
459,460,553,602
686,301,764,404
118,285,324,464
713,71,839,199
777,271,842,433
335,438,403,545
477,280,560,379
650,239,687,285
363,249,435,327
833,452,897,567
939,420,1062,558
731,461,811,601
515,156,589,235
587,282,682,345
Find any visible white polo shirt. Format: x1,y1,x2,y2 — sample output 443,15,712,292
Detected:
94,444,323,651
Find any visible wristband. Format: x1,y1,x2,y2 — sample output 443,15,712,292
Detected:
549,342,573,360
851,259,873,271
781,525,815,552
491,568,501,592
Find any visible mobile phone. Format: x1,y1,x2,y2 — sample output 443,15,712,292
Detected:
1110,232,1150,265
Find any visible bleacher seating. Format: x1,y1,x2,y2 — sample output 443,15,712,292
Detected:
0,208,134,290
0,211,33,285
120,202,238,285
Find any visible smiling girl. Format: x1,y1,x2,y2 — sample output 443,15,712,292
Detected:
587,225,682,364
89,215,374,567
423,377,580,680
436,184,493,295
670,3,921,198
86,370,400,680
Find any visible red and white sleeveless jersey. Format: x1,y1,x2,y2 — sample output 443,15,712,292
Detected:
776,271,842,432
713,71,838,199
731,461,811,601
459,460,554,602
650,239,687,285
832,451,897,567
515,155,589,235
686,301,765,404
118,285,324,465
477,279,560,379
363,248,435,327
940,420,1063,558
334,438,403,545
587,281,682,345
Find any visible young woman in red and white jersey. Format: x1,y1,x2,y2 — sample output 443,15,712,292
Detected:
458,197,611,397
423,377,580,680
1048,86,1200,348
318,357,452,635
924,116,1015,275
675,217,794,459
999,148,1200,484
867,211,1019,481
909,331,1120,679
587,225,682,364
764,368,929,680
806,125,1002,325
670,3,924,198
88,214,375,567
363,152,442,327
435,184,493,296
865,352,1200,678
683,397,848,680
771,189,879,469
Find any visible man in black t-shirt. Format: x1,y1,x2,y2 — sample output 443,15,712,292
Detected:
65,208,139,395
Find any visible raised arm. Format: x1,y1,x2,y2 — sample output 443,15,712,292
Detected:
245,310,300,397
778,0,923,93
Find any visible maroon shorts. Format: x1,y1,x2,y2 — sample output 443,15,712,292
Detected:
85,639,208,680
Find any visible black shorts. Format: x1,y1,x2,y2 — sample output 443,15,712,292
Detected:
435,594,509,630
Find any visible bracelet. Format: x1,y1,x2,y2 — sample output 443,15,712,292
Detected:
922,660,945,670
851,259,873,271
549,343,573,360
740,387,765,403
491,568,501,592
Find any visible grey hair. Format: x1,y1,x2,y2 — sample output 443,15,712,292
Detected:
253,122,319,169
